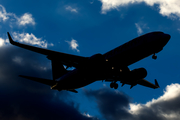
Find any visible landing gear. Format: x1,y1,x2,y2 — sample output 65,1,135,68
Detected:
110,82,113,88
110,82,118,89
114,83,118,89
152,54,157,60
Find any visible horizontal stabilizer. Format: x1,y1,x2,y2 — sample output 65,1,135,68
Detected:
19,75,56,86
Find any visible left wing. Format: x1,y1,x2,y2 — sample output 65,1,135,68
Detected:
7,32,88,68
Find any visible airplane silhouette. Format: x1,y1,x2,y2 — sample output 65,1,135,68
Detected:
7,31,170,93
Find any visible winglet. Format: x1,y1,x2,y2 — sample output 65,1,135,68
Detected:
155,79,160,88
7,32,15,44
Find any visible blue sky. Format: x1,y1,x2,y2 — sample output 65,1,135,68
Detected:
0,0,180,120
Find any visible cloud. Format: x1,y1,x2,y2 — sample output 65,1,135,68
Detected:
84,83,180,120
100,0,180,19
135,23,143,35
0,5,9,21
65,6,78,13
0,4,35,26
84,88,132,120
0,45,96,120
0,32,53,48
17,13,35,26
0,38,9,47
12,32,53,48
66,38,80,52
129,83,180,120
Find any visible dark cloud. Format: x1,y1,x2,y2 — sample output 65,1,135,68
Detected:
84,87,133,120
84,85,180,120
0,45,97,120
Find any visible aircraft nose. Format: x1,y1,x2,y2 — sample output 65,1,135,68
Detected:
165,34,171,40
163,33,171,44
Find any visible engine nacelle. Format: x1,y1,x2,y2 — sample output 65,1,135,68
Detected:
129,68,147,80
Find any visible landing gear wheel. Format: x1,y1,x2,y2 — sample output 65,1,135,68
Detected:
110,82,118,89
114,83,118,89
152,54,157,60
110,82,114,88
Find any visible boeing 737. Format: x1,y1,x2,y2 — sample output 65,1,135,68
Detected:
7,31,170,93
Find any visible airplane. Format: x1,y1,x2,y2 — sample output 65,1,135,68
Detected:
7,31,170,93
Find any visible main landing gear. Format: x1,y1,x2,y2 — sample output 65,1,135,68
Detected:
152,53,157,60
110,82,118,89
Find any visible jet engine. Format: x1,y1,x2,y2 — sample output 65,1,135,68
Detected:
128,68,147,80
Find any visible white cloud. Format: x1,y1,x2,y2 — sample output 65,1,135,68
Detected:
129,83,180,119
0,5,9,21
0,38,9,47
135,23,143,35
0,32,53,48
17,13,35,26
65,6,78,13
12,32,48,48
100,0,180,19
147,83,180,105
0,4,35,26
66,39,80,52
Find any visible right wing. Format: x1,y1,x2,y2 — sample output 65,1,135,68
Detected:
7,32,88,68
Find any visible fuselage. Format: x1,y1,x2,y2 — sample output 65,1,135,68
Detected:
103,31,170,67
55,31,170,91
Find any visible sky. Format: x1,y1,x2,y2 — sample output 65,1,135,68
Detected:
0,0,180,120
